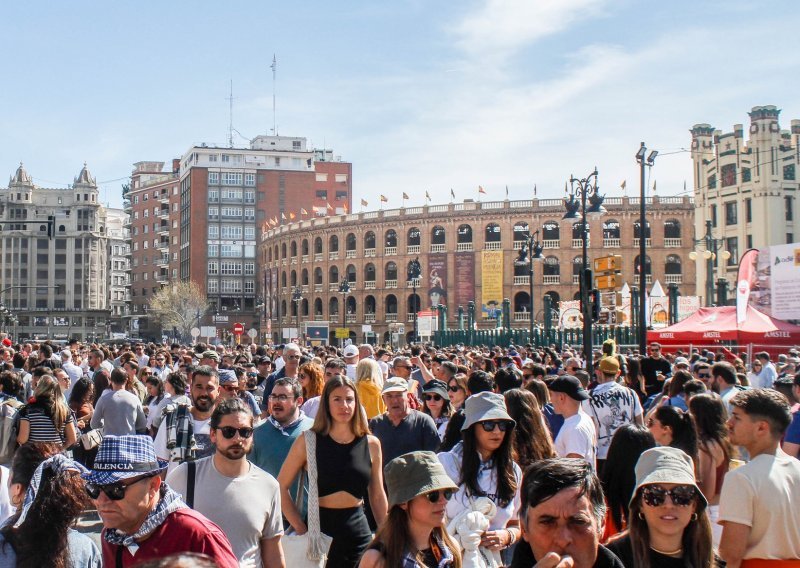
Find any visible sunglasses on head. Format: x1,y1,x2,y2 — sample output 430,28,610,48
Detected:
218,426,254,439
480,420,511,432
424,394,443,402
448,385,463,392
424,489,454,503
85,475,155,501
641,485,696,507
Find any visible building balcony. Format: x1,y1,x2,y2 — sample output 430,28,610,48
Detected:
407,278,422,288
314,314,325,321
302,255,309,263
664,238,682,248
484,241,501,250
329,252,339,261
633,238,652,247
664,274,683,284
329,283,339,292
430,244,446,253
456,242,474,252
514,311,531,322
572,239,590,248
301,284,309,293
345,250,356,259
513,240,525,250
314,284,323,293
543,239,560,249
364,314,376,324
573,274,581,285
385,279,397,288
603,238,621,248
281,259,287,266
634,274,653,285
364,281,376,290
543,275,560,284
385,246,397,256
407,245,421,254
513,275,530,285
345,314,356,324
386,313,398,323
314,253,323,262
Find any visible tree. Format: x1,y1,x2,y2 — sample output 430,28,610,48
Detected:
148,281,208,342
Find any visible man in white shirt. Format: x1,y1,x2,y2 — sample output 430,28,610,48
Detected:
60,350,83,386
548,375,596,468
343,344,359,380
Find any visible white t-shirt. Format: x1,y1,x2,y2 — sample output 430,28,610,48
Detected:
154,413,212,473
581,382,642,460
167,456,283,568
437,443,522,531
0,466,14,527
301,396,320,419
718,451,800,560
554,411,596,467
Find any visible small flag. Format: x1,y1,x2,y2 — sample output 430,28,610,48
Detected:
683,180,687,191
326,202,333,211
343,203,348,213
289,212,296,220
402,192,409,200
425,191,431,201
361,198,368,207
505,185,509,198
620,180,626,190
450,189,455,200
300,208,308,216
280,212,286,221
269,218,276,227
380,195,388,203
478,185,486,194
652,180,657,192
533,184,537,197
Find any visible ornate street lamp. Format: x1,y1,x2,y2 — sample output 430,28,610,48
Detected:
635,142,658,353
407,257,422,343
338,277,350,346
689,220,731,306
515,229,544,343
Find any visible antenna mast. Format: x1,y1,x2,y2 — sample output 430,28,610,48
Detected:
228,79,234,148
270,54,277,135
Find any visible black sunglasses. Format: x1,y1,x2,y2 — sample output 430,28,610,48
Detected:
218,426,254,439
642,485,696,507
424,489,454,503
448,385,463,392
85,475,155,501
424,394,443,402
480,420,511,432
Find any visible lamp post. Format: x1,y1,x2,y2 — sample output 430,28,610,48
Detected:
515,229,544,343
689,220,730,306
563,169,605,376
635,142,658,352
291,286,302,338
338,277,350,347
407,257,422,344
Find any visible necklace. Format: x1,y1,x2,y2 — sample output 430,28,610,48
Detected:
650,545,683,556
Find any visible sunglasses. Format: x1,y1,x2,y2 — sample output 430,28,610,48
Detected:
641,485,697,507
424,394,443,402
218,426,254,439
697,373,711,379
85,475,155,501
448,385,463,392
480,420,511,432
424,489,454,503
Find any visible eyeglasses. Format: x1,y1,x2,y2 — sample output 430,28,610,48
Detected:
85,475,155,501
697,373,711,379
221,385,237,392
268,394,295,402
480,420,511,432
424,489,454,503
448,385,463,392
424,394,443,402
286,355,301,360
156,358,165,362
218,426,254,439
641,485,697,507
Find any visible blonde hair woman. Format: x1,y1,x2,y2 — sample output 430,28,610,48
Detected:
17,377,77,448
355,358,386,420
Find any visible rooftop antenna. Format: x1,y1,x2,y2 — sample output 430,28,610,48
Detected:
270,54,277,135
228,79,234,148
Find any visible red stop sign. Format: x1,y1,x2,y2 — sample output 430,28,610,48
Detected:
233,323,245,335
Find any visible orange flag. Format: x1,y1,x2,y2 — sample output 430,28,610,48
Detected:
478,185,486,194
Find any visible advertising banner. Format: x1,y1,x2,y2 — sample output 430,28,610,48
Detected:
767,243,800,320
649,281,669,328
559,300,583,329
677,296,700,322
736,249,760,323
618,284,632,326
481,251,503,318
427,254,448,309
454,253,475,308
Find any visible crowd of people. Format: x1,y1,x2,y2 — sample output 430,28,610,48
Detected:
0,334,799,567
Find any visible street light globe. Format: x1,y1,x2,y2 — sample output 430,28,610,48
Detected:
689,251,697,260
721,250,732,260
702,250,713,260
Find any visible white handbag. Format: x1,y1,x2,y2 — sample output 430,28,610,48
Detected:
281,431,333,568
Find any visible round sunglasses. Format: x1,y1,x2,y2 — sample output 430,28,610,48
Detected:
641,485,696,507
424,489,454,503
424,394,443,402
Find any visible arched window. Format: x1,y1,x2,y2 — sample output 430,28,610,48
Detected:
407,294,422,314
408,227,421,246
514,291,531,312
664,219,681,239
290,270,297,286
513,222,530,242
301,299,309,316
543,256,560,276
385,262,398,281
665,254,682,275
301,239,309,256
572,221,586,240
314,267,323,285
346,233,356,252
365,295,376,314
281,243,287,259
314,298,323,316
290,241,297,257
485,223,501,243
385,294,398,314
545,291,560,305
274,246,279,261
542,221,560,242
346,296,357,315
603,220,620,239
457,224,473,243
301,268,309,285
431,226,446,245
346,264,356,283
386,229,398,248
329,297,339,316
572,256,583,279
634,221,651,239
281,300,287,316
329,266,339,283
329,235,339,252
635,255,652,275
314,237,323,254
364,231,376,249
364,263,376,282
268,248,273,262
281,271,287,287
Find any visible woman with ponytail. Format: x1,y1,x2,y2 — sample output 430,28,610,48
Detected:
16,376,77,448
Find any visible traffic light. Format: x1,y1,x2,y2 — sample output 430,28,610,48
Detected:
590,289,601,322
47,215,55,239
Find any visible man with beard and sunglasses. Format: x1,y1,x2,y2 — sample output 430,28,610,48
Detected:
83,434,238,568
154,365,221,472
168,398,286,568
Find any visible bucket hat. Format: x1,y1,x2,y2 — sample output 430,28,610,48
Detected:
461,391,515,431
422,379,449,400
82,435,168,486
382,377,409,394
384,451,458,507
632,446,706,507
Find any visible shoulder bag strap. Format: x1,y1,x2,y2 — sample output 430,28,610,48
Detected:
116,544,124,568
303,430,328,561
186,461,196,508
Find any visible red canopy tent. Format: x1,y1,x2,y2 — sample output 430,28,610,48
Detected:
646,305,800,355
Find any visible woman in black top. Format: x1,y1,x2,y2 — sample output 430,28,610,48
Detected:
279,375,387,567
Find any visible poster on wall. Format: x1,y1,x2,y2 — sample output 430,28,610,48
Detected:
481,251,503,318
649,281,669,328
766,243,800,320
454,253,475,308
427,254,448,309
559,300,583,329
618,284,632,326
677,296,700,322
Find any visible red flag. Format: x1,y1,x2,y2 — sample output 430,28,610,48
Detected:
478,185,486,194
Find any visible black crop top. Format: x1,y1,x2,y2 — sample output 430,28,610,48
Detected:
316,433,372,499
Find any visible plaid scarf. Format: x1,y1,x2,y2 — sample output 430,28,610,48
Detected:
401,533,455,568
104,483,187,553
14,454,88,527
164,403,196,463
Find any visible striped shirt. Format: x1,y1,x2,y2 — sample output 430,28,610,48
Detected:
20,406,76,444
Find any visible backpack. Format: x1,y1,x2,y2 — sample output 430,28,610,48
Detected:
0,399,24,466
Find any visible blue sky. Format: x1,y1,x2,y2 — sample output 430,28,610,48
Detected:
2,0,798,209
